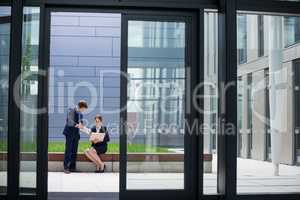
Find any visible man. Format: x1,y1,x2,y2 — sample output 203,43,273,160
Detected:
62,100,88,174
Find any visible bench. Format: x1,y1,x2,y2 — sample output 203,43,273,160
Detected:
0,152,213,173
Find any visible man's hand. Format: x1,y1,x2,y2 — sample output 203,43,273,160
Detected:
75,123,84,129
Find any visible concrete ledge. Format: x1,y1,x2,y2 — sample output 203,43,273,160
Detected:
48,153,212,173
0,152,213,162
48,153,212,162
48,161,212,173
0,153,213,173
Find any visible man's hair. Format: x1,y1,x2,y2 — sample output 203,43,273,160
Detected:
94,114,103,122
78,100,88,109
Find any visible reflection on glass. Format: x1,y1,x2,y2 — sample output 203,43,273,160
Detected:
126,20,185,190
285,16,300,47
258,15,264,57
47,12,122,192
294,60,300,164
237,77,243,157
0,6,11,194
237,13,300,194
237,15,247,64
203,11,218,194
19,7,40,193
246,75,253,158
265,70,271,161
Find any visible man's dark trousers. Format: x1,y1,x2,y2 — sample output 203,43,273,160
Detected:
64,134,80,170
63,107,82,170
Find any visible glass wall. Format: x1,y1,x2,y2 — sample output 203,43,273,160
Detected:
0,6,11,195
265,69,271,161
126,20,185,190
48,12,121,192
237,77,244,157
203,11,218,194
246,75,253,158
294,60,300,164
237,12,300,194
258,15,265,57
19,7,40,193
237,15,247,64
285,16,300,47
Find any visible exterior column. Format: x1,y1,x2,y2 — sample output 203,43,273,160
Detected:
268,16,283,176
241,76,249,158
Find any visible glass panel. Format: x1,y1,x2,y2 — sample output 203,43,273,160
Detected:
126,20,185,190
285,16,300,47
247,75,253,158
237,12,300,194
258,15,264,57
19,7,40,194
0,6,11,195
203,11,218,194
265,70,271,161
294,60,300,164
237,15,247,64
48,12,121,193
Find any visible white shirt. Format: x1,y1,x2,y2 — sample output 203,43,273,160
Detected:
96,126,102,133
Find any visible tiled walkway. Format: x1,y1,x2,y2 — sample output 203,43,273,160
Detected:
47,157,300,194
1,157,300,195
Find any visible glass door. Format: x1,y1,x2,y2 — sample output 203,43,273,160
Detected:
0,6,11,195
120,12,199,200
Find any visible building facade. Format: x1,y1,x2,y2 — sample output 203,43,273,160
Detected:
237,14,300,165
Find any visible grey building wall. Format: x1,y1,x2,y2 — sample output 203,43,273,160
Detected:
251,70,267,161
48,12,121,142
237,15,300,165
240,75,251,159
48,13,185,147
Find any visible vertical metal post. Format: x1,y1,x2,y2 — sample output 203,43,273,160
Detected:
37,2,50,199
119,13,128,197
7,0,23,199
197,9,204,198
217,0,237,199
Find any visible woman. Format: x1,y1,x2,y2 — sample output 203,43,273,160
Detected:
84,115,110,173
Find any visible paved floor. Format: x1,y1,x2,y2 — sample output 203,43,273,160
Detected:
1,157,300,195
48,192,118,200
47,157,300,194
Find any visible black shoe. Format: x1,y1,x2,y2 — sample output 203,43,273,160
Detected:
95,164,106,173
100,164,106,173
70,169,81,173
64,169,71,174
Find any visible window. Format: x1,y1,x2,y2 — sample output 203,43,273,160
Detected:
0,6,11,195
237,15,247,64
19,7,40,194
127,20,186,190
258,15,264,57
294,60,300,164
247,74,253,158
237,12,300,194
265,69,271,161
203,11,218,194
237,77,243,157
285,16,300,47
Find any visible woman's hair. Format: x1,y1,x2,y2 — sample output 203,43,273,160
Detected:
78,100,88,109
94,114,103,122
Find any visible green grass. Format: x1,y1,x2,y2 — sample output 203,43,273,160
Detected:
0,142,37,152
0,141,169,153
48,141,169,153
